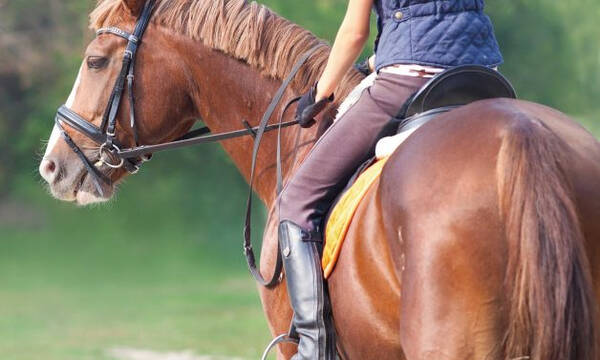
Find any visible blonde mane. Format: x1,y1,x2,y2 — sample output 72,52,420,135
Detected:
90,0,363,101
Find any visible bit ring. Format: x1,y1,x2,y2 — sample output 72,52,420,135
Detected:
99,143,124,169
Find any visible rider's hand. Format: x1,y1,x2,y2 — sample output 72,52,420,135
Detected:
295,83,334,128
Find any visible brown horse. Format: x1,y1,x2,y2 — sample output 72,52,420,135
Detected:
39,0,600,359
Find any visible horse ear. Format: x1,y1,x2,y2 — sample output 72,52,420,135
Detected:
121,0,146,16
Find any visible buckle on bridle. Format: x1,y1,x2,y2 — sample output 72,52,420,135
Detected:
129,163,140,175
99,143,124,169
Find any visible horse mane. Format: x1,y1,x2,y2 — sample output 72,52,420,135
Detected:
89,0,364,103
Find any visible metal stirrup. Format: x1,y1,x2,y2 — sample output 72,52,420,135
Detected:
260,334,299,360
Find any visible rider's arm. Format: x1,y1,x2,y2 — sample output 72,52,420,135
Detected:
315,0,374,101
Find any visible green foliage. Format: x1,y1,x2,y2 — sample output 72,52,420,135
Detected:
0,0,92,194
487,0,600,112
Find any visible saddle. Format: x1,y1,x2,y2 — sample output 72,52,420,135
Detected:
322,65,517,277
379,64,517,139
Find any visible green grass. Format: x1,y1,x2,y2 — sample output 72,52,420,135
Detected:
0,146,271,360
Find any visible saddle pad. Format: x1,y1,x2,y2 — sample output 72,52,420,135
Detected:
323,156,389,278
375,125,423,159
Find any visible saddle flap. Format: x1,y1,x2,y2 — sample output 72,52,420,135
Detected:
403,65,517,118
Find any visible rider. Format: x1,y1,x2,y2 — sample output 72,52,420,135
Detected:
278,0,503,358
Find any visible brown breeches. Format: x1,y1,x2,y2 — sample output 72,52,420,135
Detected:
278,73,427,232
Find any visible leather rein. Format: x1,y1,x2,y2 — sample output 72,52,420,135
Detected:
54,0,322,288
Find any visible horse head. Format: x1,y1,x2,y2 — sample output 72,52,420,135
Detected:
38,0,362,211
39,0,197,205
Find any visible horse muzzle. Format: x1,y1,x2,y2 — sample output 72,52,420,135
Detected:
39,137,115,205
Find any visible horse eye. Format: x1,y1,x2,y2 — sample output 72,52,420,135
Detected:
87,56,108,69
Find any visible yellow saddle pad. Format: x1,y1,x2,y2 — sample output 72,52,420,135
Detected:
322,157,389,278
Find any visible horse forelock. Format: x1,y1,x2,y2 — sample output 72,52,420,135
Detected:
89,0,363,104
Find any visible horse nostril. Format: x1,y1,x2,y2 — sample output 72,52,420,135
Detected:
40,158,59,183
46,160,56,173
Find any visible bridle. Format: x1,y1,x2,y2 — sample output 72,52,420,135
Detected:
54,0,323,289
55,0,155,196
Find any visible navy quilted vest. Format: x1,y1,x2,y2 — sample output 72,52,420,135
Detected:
373,0,503,71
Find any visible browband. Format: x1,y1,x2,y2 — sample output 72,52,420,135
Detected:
96,27,137,42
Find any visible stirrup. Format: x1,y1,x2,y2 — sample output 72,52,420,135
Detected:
261,333,299,360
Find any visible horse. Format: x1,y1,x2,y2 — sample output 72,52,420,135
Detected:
38,0,600,359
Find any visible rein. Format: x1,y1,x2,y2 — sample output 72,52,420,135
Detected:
243,47,322,288
53,0,323,287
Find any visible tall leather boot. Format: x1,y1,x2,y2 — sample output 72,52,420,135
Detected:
278,220,336,360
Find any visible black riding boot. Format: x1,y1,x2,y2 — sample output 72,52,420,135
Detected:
278,220,336,360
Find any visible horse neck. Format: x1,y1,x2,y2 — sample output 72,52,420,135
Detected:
177,37,323,207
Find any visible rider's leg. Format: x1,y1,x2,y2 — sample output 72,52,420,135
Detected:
278,73,427,359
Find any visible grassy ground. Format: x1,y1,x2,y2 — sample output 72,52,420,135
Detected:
0,146,271,360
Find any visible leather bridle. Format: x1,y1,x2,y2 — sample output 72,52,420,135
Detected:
53,0,323,289
55,0,156,196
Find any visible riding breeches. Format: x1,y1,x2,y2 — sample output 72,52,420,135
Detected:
278,72,427,233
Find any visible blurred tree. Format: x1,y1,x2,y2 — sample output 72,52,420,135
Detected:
0,0,91,195
487,0,600,112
